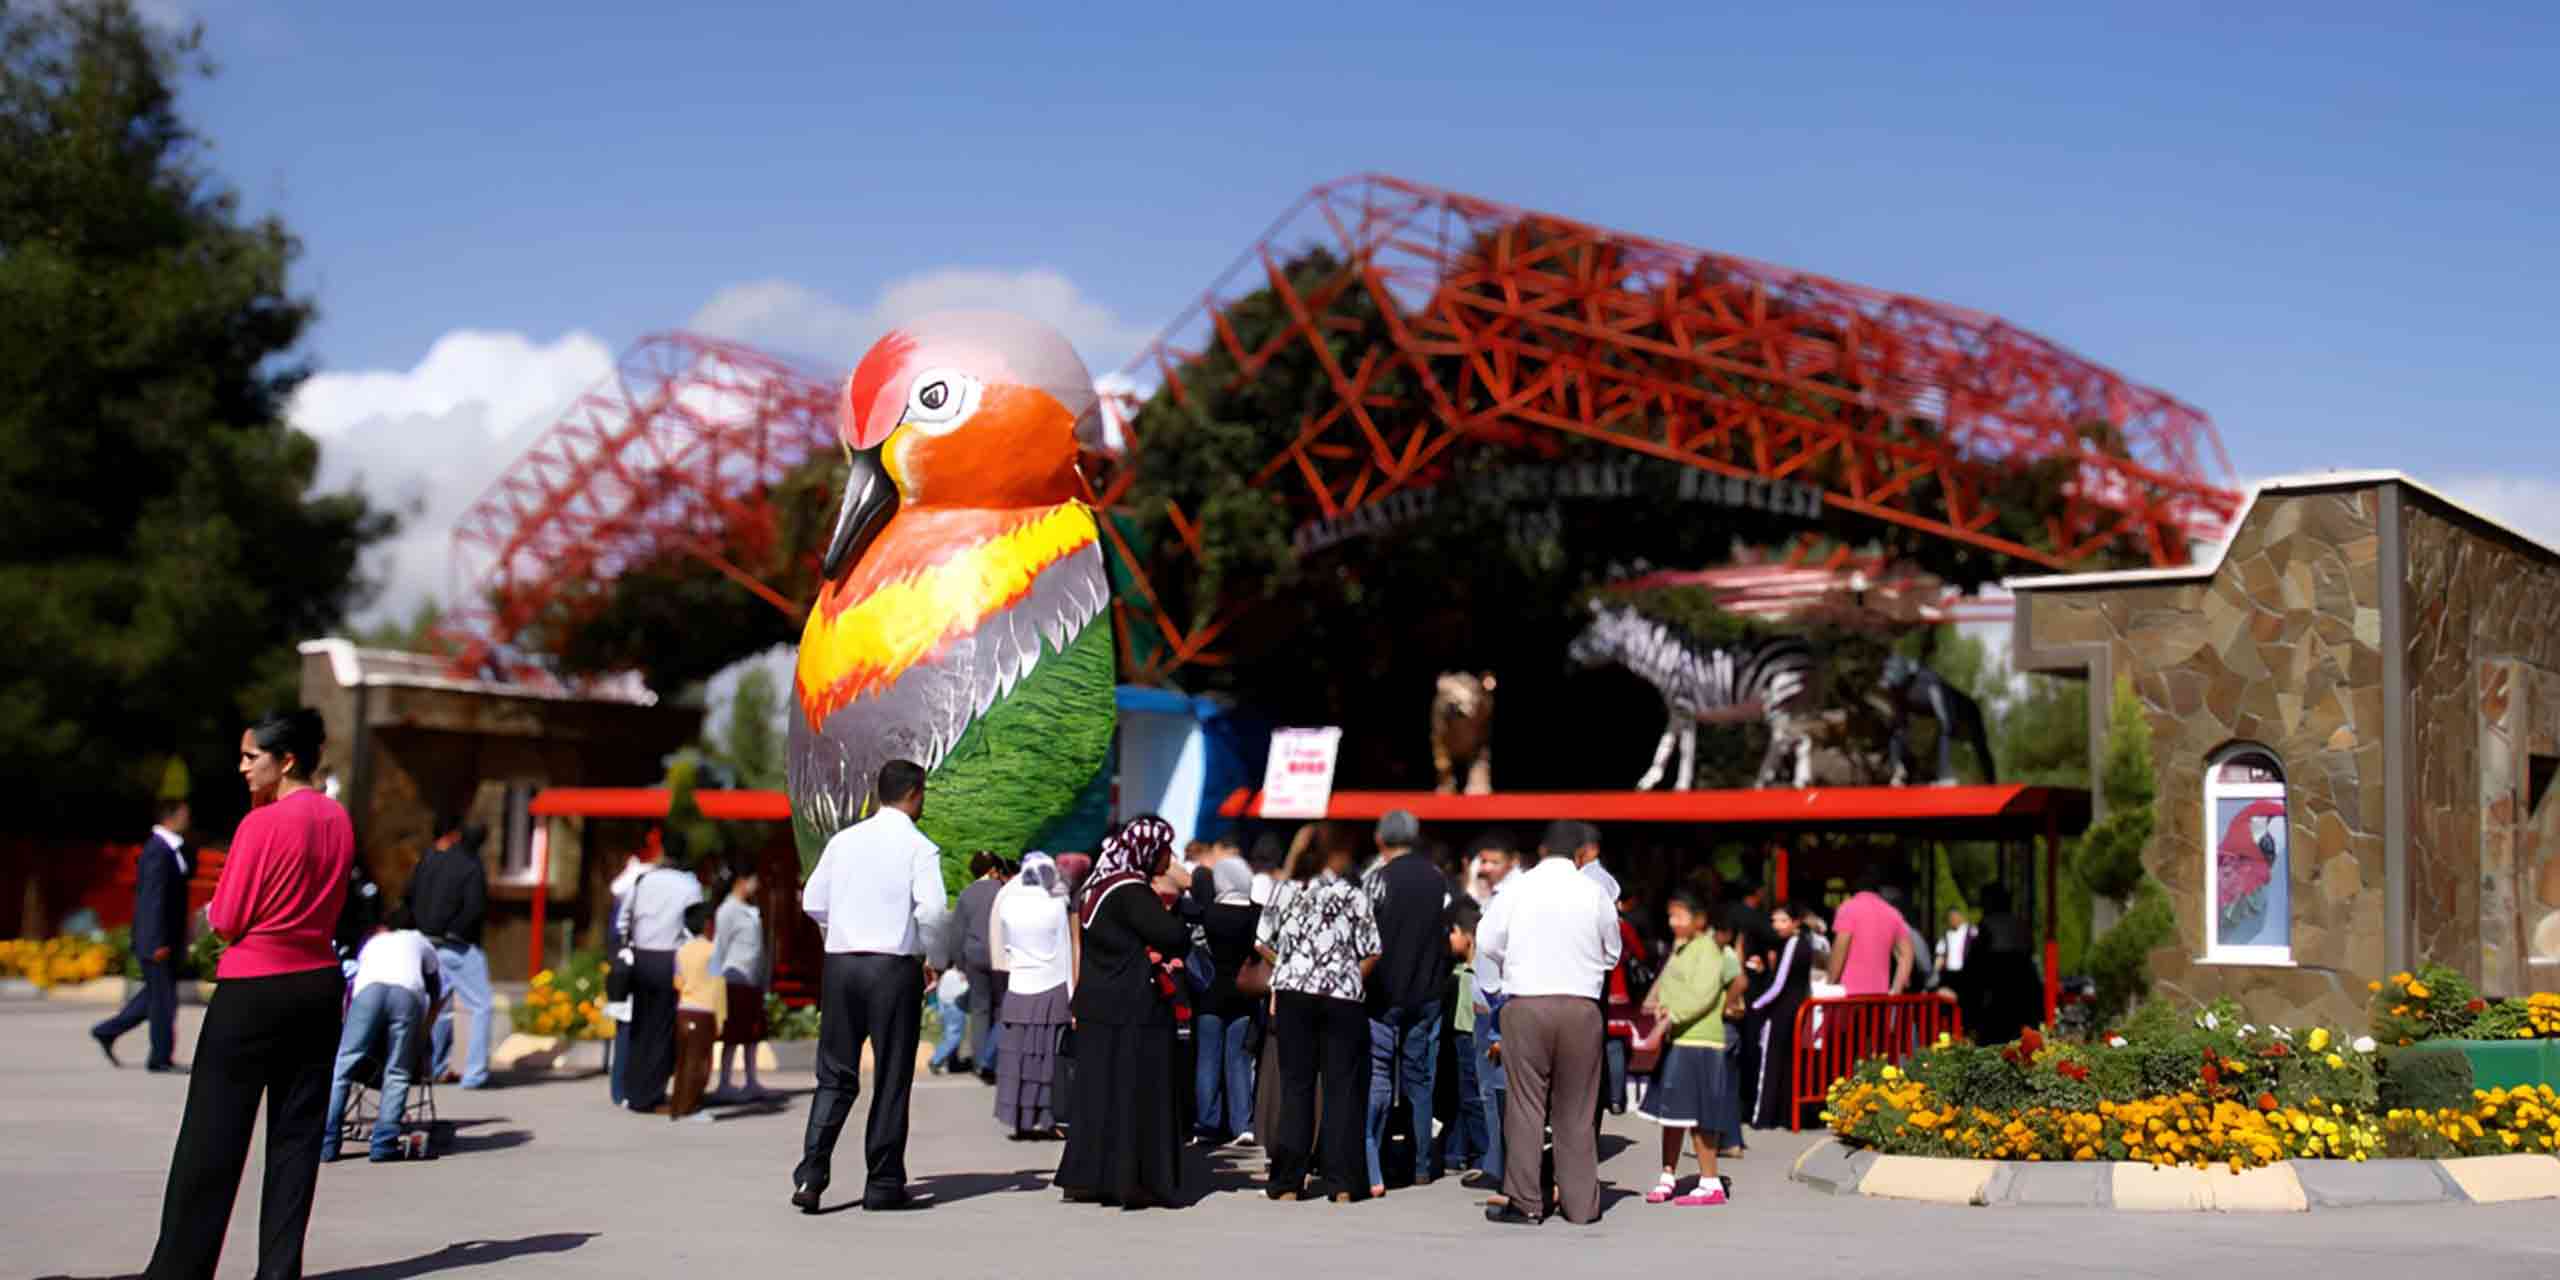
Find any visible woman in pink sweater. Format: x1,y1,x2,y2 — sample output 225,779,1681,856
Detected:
144,708,353,1280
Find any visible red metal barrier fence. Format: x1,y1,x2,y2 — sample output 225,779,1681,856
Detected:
1788,994,1964,1131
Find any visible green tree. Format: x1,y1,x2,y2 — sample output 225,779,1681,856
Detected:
715,663,785,791
0,1,390,837
2076,676,2172,1025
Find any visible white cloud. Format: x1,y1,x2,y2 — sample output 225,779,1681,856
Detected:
690,268,1159,379
2426,473,2560,556
292,330,616,626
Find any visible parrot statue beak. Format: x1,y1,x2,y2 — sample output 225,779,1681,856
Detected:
820,446,898,582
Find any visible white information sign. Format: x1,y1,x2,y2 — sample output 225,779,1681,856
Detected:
1259,727,1344,820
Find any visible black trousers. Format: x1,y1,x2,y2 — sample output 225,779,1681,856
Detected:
796,952,924,1202
1269,992,1367,1197
97,957,180,1069
144,965,341,1280
621,950,678,1111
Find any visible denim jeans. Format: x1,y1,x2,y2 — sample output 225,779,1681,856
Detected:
929,997,968,1069
1365,1001,1442,1188
1603,1036,1628,1115
325,983,424,1160
1477,1019,1507,1178
1433,1029,1486,1176
430,943,493,1087
1194,1012,1256,1138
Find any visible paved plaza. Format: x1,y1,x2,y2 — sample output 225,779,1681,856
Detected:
5,1000,2558,1280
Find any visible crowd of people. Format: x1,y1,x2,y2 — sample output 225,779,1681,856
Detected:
95,716,2046,1273
784,758,2041,1226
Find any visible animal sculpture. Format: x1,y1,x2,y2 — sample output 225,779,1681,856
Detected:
1432,671,1496,795
1565,601,1822,790
1879,654,1996,786
788,311,1116,880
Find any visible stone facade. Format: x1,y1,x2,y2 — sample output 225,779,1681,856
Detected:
2014,475,2560,1026
2016,486,2386,1027
2404,503,2560,993
298,642,703,979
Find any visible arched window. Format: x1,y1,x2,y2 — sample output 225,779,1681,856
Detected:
2205,745,2290,963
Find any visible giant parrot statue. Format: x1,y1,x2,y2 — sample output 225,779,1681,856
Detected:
788,311,1117,888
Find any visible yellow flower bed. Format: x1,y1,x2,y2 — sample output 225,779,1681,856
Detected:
1825,1072,2380,1169
0,936,121,989
2382,1085,2560,1157
511,959,615,1040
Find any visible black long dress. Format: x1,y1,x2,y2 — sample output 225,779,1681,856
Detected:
1748,932,1815,1130
1055,884,1193,1206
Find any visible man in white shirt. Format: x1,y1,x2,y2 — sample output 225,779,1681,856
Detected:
322,906,441,1162
793,760,949,1214
1463,832,1521,1189
1475,820,1619,1227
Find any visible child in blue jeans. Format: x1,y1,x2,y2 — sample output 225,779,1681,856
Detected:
928,967,971,1073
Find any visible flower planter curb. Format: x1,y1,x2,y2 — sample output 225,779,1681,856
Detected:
2436,1153,2560,1204
1790,1138,2560,1210
0,978,40,1000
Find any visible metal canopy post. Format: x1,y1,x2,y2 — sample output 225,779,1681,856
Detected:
2042,811,2062,1028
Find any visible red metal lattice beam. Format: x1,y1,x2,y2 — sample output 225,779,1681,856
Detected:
438,334,837,687
1092,174,2242,683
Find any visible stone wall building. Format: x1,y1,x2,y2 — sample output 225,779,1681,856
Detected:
2010,472,2560,1027
297,640,704,979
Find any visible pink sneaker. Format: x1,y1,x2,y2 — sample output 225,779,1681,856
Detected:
1645,1176,1678,1204
1674,1183,1728,1206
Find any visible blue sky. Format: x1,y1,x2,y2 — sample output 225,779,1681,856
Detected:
167,0,2560,623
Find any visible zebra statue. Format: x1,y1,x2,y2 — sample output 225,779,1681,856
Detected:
1566,600,1823,790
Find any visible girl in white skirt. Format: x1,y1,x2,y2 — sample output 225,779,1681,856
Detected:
1634,891,1747,1205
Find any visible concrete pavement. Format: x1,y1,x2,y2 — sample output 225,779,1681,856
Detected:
7,1000,2560,1279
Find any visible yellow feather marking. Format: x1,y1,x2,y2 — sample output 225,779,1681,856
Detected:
795,502,1097,727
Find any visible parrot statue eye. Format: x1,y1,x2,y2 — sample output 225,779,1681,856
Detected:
901,367,981,435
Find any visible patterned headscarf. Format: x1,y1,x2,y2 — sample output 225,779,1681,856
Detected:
1080,816,1175,928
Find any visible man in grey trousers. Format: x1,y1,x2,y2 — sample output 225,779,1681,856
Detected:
1473,820,1619,1226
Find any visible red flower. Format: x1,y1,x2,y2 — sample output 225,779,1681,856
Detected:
2467,997,2488,1013
2201,1062,2222,1087
2020,1027,2044,1055
2256,1092,2278,1111
2056,1059,2090,1082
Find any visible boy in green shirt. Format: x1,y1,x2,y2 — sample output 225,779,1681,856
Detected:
1633,890,1745,1205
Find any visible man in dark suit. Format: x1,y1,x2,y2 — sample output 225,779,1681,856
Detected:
93,798,192,1073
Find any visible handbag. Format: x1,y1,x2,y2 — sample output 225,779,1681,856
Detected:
604,868,657,1002
1235,951,1274,999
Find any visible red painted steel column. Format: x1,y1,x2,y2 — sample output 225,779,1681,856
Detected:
2042,815,2061,1028
1773,840,1791,905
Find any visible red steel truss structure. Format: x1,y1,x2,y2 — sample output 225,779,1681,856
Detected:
440,334,836,687
445,175,2239,687
1089,174,2240,681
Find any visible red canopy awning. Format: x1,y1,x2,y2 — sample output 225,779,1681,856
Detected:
526,787,792,822
1215,783,2088,841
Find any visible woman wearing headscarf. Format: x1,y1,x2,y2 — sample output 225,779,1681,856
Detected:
992,852,1075,1138
1195,856,1263,1144
1054,817,1195,1208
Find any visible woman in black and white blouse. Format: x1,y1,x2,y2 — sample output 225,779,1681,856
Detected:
1256,822,1380,1202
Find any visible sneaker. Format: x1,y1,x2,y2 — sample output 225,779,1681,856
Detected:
1234,1131,1257,1147
1674,1183,1728,1207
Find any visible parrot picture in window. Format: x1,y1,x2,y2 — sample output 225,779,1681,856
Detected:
788,312,1116,886
2215,797,2286,942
